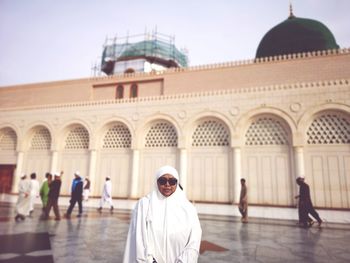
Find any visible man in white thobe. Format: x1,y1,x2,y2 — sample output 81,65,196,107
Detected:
15,173,32,221
97,176,114,212
29,172,40,215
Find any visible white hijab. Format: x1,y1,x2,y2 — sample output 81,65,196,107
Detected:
123,166,202,263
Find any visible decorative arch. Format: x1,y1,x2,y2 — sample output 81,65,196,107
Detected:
235,107,296,147
183,110,234,148
0,123,20,139
0,126,18,151
101,122,132,149
95,117,135,149
136,114,180,198
185,112,233,203
298,103,350,144
239,108,295,206
58,120,92,151
23,123,53,151
96,118,133,198
300,103,350,208
136,114,181,149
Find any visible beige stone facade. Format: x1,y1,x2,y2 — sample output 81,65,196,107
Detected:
0,49,349,209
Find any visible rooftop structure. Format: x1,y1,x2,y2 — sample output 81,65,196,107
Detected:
98,31,188,76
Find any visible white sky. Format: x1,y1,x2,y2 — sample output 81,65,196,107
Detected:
0,0,349,87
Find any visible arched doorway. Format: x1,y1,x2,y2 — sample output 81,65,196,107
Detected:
0,127,17,193
242,115,294,205
59,125,90,195
188,118,231,202
139,121,178,197
98,122,132,198
304,111,350,208
23,126,52,182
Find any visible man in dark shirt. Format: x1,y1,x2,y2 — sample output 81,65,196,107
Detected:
43,172,62,220
296,177,322,228
65,171,83,218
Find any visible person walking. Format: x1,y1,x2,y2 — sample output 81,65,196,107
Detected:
29,173,40,216
83,177,91,201
43,172,62,220
15,173,32,222
238,178,248,223
40,172,52,211
296,176,323,228
123,165,202,263
65,171,83,218
295,176,314,227
97,176,114,212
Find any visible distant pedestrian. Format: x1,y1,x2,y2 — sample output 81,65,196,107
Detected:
40,172,52,211
238,178,248,223
83,177,91,201
29,173,40,215
97,176,114,212
295,176,322,228
43,172,62,220
295,176,314,227
65,171,83,218
15,173,32,222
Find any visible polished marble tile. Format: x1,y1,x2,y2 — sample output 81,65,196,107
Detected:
0,201,350,263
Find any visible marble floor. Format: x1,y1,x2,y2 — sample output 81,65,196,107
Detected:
0,200,349,263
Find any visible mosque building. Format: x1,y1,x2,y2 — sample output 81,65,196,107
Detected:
0,8,349,210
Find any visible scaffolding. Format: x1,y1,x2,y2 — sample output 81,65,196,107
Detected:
99,30,188,75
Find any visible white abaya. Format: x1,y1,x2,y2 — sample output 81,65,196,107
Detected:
123,166,202,263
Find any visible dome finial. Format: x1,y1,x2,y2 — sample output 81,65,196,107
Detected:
289,1,295,19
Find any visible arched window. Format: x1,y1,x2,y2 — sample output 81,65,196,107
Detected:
130,84,138,98
144,122,178,147
192,119,229,147
245,116,289,145
116,85,124,99
124,68,135,74
64,126,89,149
306,113,350,144
30,127,51,150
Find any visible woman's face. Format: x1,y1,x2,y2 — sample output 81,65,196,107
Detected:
157,173,177,197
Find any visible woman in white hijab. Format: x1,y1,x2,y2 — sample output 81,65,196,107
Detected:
123,165,202,263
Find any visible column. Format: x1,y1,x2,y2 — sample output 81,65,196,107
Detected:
294,146,305,178
13,151,24,193
233,147,242,204
88,149,97,196
130,149,140,198
179,148,188,192
50,150,59,173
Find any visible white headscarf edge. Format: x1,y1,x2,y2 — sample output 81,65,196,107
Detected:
155,165,179,181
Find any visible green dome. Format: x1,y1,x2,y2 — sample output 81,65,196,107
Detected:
256,15,339,58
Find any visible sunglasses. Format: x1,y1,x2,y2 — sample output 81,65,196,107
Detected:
157,177,178,186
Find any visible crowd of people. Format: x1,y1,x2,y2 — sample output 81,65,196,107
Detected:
14,165,323,262
15,170,90,221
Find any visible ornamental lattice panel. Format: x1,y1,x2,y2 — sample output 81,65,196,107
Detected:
307,114,350,144
145,122,178,147
245,117,289,145
64,126,89,149
0,128,17,150
102,124,131,148
192,120,229,147
30,128,51,150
